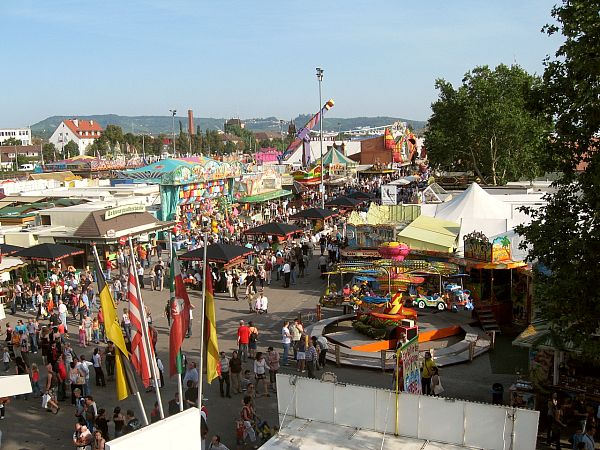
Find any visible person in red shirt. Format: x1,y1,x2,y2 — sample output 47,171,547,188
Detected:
105,258,114,281
237,320,250,363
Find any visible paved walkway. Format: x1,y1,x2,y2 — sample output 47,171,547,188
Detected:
0,254,525,449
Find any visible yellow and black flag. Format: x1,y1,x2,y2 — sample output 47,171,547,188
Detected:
92,246,137,401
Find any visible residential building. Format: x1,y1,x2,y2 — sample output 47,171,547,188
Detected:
49,119,104,156
0,128,32,145
0,145,41,170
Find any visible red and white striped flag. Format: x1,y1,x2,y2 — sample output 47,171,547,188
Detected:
128,261,152,387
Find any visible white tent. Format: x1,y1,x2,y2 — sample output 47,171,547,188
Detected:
433,182,511,222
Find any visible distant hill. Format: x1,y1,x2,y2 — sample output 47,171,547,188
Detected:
31,114,426,139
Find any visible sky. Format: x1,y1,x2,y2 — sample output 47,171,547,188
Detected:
1,0,563,127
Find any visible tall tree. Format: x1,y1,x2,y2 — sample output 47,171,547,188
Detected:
63,140,79,158
516,0,600,355
104,124,124,146
425,64,550,185
42,143,57,162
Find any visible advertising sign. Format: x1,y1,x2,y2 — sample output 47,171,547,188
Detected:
397,335,422,394
381,184,397,205
105,204,145,220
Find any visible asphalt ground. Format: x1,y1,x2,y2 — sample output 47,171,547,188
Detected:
0,254,528,450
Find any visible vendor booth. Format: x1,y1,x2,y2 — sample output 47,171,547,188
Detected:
119,158,243,226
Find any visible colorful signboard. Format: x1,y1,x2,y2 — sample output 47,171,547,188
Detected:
464,232,512,262
104,204,145,220
397,335,422,395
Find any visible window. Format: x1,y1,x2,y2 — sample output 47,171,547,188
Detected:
41,215,51,226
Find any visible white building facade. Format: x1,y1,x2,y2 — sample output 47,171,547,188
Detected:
49,119,103,156
0,128,32,145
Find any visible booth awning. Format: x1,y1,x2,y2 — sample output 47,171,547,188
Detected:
466,260,527,270
0,257,27,274
238,189,292,203
512,320,577,351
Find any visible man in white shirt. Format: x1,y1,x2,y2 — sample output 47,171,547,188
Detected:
282,261,291,288
255,292,268,314
58,301,68,332
281,321,291,365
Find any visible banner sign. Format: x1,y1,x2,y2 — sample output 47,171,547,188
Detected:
464,231,511,262
381,184,397,205
399,335,422,394
105,204,145,220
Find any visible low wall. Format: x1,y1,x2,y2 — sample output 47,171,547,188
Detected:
276,374,539,450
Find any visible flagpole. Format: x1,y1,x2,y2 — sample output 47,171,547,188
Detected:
91,244,148,426
170,232,184,412
197,232,208,424
128,237,165,419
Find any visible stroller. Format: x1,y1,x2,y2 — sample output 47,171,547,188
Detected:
235,416,274,446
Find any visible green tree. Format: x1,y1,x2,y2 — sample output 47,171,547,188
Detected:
424,64,550,185
87,136,110,157
0,137,22,146
63,140,79,158
104,124,124,146
177,131,190,155
516,1,600,356
42,143,57,162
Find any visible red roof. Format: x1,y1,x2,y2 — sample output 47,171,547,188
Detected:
63,119,104,139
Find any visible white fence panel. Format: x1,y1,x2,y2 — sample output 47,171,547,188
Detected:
334,383,376,430
396,392,420,438
464,402,511,450
374,389,397,434
276,373,297,425
296,378,335,423
418,396,464,445
513,408,540,450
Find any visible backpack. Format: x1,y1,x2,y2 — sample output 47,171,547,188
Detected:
11,333,20,346
249,330,258,343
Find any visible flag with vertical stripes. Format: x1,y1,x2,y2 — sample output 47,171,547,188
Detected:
92,246,136,401
169,247,191,377
204,269,219,384
128,260,152,388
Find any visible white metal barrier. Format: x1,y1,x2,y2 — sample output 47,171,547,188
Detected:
276,374,539,450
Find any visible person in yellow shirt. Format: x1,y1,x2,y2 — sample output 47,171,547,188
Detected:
421,351,436,395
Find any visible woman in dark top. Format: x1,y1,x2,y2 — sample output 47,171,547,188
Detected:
15,356,29,400
112,406,125,438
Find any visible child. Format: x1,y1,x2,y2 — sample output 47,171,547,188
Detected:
31,363,41,396
2,348,10,372
78,323,86,347
241,370,252,392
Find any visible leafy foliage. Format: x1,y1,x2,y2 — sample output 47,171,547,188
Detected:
425,64,551,185
516,0,600,356
63,140,79,157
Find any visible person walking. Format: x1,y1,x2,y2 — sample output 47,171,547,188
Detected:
253,352,269,397
266,346,280,392
218,351,231,398
282,260,291,288
305,338,317,379
92,348,106,387
237,320,250,363
281,321,291,366
230,350,242,395
248,321,258,359
421,351,436,395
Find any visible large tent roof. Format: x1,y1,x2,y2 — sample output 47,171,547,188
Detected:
433,183,511,222
398,215,460,252
316,147,356,166
120,157,243,185
179,243,253,264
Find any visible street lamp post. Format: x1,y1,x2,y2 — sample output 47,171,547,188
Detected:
316,67,324,209
169,109,177,156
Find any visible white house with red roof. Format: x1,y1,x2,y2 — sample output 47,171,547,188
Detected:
49,119,104,156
